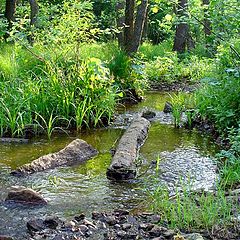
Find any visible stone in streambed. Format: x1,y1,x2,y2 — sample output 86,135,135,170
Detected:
78,224,89,233
163,102,173,113
43,217,62,229
11,139,98,175
162,229,175,238
122,223,132,230
74,213,86,222
139,223,154,231
105,216,118,226
5,186,47,205
141,109,156,120
0,236,13,240
149,226,169,237
183,233,205,240
27,217,62,235
27,219,46,233
149,226,163,237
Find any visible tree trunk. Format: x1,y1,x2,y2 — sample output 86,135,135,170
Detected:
173,0,192,53
202,0,211,36
29,0,39,25
142,8,148,42
116,0,125,48
5,0,17,27
187,32,195,50
124,0,135,53
130,0,148,53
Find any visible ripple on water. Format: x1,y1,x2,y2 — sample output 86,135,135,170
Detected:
157,147,218,195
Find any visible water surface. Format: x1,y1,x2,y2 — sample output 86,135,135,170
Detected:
0,92,218,238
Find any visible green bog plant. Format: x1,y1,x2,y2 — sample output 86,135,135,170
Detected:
169,93,185,128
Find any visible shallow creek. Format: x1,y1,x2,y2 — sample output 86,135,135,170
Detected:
0,92,218,238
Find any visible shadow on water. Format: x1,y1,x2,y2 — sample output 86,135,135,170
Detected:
0,92,219,238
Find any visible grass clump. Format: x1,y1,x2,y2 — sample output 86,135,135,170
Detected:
0,45,118,138
148,186,235,231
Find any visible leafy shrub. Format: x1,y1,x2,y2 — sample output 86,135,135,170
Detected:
145,52,178,83
196,39,240,133
218,127,240,187
139,40,172,60
108,51,148,97
144,49,214,83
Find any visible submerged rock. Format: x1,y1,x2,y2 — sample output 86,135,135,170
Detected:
27,219,46,233
5,186,47,205
27,217,64,236
183,233,205,240
163,102,173,113
141,109,156,120
0,236,13,240
107,117,150,180
11,139,98,175
0,138,29,143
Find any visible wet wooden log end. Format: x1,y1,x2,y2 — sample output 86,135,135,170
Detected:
107,117,150,180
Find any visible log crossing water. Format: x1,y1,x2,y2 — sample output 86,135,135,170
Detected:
0,92,218,239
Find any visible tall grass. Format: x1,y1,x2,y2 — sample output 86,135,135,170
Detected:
0,43,118,138
148,185,235,231
139,40,172,60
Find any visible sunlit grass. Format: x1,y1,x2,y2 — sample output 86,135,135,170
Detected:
0,43,118,138
147,183,237,231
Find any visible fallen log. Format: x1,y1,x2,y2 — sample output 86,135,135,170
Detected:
107,117,150,180
11,139,98,175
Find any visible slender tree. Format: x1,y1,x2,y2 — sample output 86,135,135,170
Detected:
5,0,39,27
116,0,125,48
131,0,148,53
5,0,17,28
117,0,148,55
173,0,194,53
202,0,211,37
123,0,135,53
29,0,39,26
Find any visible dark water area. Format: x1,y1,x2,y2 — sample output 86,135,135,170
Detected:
0,92,219,239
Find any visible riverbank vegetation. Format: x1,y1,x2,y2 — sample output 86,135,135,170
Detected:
0,0,239,237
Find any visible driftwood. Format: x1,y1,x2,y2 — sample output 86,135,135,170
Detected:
107,117,150,180
11,139,98,175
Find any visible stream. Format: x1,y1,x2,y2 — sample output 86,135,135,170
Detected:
0,92,219,239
